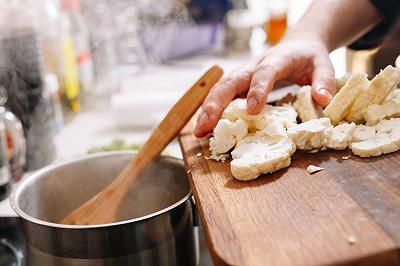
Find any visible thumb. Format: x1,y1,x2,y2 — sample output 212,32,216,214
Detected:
311,55,336,108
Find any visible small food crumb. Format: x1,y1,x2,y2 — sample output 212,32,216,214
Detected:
347,235,357,245
196,152,202,157
307,165,325,174
321,146,328,151
342,155,351,160
309,149,319,154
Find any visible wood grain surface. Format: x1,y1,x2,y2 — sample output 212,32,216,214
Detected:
179,118,400,266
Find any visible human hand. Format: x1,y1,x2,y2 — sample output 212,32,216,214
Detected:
194,33,336,137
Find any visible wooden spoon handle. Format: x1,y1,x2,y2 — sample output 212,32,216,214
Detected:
114,65,223,188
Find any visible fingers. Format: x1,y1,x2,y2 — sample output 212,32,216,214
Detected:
247,59,286,114
194,68,254,137
311,54,336,107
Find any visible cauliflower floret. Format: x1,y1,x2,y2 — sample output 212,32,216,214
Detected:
384,89,400,104
346,66,400,122
350,118,400,157
263,103,298,128
323,73,369,124
230,132,296,180
325,122,356,150
261,116,289,137
222,99,266,130
287,118,332,150
352,124,376,142
293,85,322,122
375,117,400,131
209,119,248,160
336,73,352,91
364,99,400,125
222,98,297,131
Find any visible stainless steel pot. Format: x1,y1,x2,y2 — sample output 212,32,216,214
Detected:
10,151,199,266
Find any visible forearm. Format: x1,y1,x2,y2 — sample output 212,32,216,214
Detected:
285,0,382,51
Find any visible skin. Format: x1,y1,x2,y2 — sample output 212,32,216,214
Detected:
195,0,382,137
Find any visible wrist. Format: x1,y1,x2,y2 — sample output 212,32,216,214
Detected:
283,26,331,51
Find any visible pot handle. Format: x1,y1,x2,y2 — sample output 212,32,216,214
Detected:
190,196,199,227
0,238,24,266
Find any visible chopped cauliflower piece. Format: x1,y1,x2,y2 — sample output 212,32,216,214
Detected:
336,73,352,91
221,98,297,132
230,132,296,180
384,89,400,104
347,235,358,245
351,135,396,157
209,99,298,167
352,125,376,142
293,85,322,122
207,153,230,162
306,165,324,174
323,73,369,124
325,122,356,150
364,99,400,125
347,66,400,122
264,104,298,129
209,119,248,160
350,118,400,157
222,98,266,130
375,117,400,132
287,118,332,150
261,116,287,137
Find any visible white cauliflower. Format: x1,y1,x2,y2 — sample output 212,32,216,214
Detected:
336,73,352,91
363,89,400,125
222,98,267,131
385,89,400,103
263,104,298,129
209,119,248,160
350,118,400,157
346,65,400,122
287,118,333,150
325,122,356,150
323,73,369,124
352,124,376,142
230,132,296,180
207,78,400,181
222,98,297,133
261,116,287,137
364,99,400,125
293,85,322,122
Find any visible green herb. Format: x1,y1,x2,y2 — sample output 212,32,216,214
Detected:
87,139,142,154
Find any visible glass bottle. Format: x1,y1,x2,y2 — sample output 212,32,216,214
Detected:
60,1,81,112
36,0,66,118
61,0,95,108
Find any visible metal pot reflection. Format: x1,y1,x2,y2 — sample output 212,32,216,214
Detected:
11,151,199,266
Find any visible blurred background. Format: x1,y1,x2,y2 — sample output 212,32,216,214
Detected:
0,0,399,264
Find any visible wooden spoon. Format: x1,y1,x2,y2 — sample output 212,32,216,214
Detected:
60,65,223,225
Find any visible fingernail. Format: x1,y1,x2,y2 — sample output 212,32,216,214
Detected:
318,88,332,101
197,111,209,127
247,98,258,113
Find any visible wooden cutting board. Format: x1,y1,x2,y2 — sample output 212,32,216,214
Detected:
179,118,400,266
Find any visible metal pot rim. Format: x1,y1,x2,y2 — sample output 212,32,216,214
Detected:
10,151,192,229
